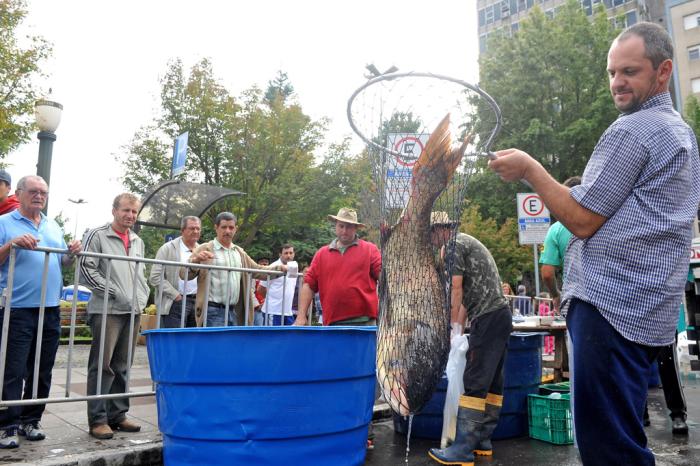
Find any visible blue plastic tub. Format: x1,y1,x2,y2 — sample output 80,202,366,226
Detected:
492,332,543,440
392,374,448,438
144,326,377,466
392,332,543,441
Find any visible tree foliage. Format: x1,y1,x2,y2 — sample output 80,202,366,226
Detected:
121,59,371,263
684,94,700,148
466,0,619,224
0,0,51,160
459,205,531,287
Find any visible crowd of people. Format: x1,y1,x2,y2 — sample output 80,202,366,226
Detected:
0,21,696,466
0,183,382,449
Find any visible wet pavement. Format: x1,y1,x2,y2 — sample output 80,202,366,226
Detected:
365,376,700,466
1,344,700,464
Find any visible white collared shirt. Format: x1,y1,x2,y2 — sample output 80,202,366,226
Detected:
260,258,297,316
178,240,198,296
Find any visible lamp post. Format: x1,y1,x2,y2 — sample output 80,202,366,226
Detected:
68,198,87,239
35,99,63,214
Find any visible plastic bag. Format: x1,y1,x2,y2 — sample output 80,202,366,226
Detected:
441,333,469,448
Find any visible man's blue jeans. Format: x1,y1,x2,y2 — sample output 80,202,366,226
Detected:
205,303,236,327
567,298,659,466
0,307,60,429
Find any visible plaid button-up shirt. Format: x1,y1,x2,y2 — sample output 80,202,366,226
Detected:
562,92,700,346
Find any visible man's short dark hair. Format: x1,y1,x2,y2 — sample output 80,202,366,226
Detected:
215,211,237,226
563,176,582,188
180,216,201,230
280,243,294,253
618,22,673,69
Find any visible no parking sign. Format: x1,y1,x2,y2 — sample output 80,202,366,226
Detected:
517,193,550,245
384,133,430,208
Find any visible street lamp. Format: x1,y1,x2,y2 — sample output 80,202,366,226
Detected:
68,198,87,239
35,99,63,214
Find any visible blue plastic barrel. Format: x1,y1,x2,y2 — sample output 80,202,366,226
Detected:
392,332,543,441
144,326,377,466
492,332,543,440
392,374,448,438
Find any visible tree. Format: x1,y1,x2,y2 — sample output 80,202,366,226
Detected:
0,0,52,159
264,70,294,105
467,0,619,224
121,59,339,253
459,205,531,287
684,94,700,147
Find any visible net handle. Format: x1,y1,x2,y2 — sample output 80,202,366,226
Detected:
346,71,502,158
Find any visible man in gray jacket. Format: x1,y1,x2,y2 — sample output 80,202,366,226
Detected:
79,193,149,440
149,216,201,328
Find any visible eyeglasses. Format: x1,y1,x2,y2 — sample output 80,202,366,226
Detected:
21,189,49,198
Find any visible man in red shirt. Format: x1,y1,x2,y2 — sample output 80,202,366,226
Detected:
294,207,381,449
294,207,381,326
0,170,19,215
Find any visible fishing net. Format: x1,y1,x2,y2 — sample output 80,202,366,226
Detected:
347,71,501,416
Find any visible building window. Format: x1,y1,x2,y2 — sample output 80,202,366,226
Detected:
546,9,555,19
692,78,700,94
689,45,700,61
626,10,637,26
485,5,494,24
502,1,510,18
479,9,486,27
582,0,592,16
612,0,625,7
518,0,527,12
479,34,488,54
512,22,519,34
684,12,700,30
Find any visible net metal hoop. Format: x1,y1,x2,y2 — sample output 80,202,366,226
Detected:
346,71,502,158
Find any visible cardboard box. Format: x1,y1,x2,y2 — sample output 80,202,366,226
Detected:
138,314,158,345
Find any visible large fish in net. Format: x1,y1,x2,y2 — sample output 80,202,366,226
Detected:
377,114,469,415
347,71,502,416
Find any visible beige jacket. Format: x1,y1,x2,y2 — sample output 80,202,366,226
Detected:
181,240,282,326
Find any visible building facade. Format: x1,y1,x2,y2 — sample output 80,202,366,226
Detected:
667,0,700,112
476,1,665,53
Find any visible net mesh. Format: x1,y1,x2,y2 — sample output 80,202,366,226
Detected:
347,72,500,416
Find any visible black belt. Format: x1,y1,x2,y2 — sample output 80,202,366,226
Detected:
207,301,230,308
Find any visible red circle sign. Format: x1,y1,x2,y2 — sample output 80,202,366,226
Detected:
521,195,544,216
393,136,424,167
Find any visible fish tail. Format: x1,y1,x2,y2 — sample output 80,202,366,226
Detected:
404,114,470,223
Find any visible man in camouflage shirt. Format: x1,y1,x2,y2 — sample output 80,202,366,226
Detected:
428,212,512,465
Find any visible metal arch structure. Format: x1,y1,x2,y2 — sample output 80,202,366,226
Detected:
136,180,244,230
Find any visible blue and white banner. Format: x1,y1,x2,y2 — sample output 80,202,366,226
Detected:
172,132,189,177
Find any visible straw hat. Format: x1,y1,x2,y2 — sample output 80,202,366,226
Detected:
430,211,458,228
328,207,365,227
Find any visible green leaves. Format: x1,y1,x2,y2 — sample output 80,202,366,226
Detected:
0,0,52,159
120,60,348,263
468,0,620,221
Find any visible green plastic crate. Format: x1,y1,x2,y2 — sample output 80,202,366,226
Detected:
538,381,571,395
528,393,574,445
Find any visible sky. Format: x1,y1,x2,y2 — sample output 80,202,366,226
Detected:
9,0,480,237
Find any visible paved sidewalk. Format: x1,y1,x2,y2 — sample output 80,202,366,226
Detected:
1,345,700,465
0,344,161,466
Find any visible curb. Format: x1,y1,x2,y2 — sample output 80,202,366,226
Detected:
3,443,162,466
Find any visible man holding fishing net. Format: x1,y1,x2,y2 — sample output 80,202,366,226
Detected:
490,22,700,466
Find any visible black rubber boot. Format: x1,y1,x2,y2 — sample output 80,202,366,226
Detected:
474,395,502,456
671,415,688,435
428,401,484,466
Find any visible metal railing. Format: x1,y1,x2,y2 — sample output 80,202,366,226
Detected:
0,244,293,409
503,294,557,317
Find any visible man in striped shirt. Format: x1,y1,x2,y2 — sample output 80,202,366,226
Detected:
490,22,700,465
